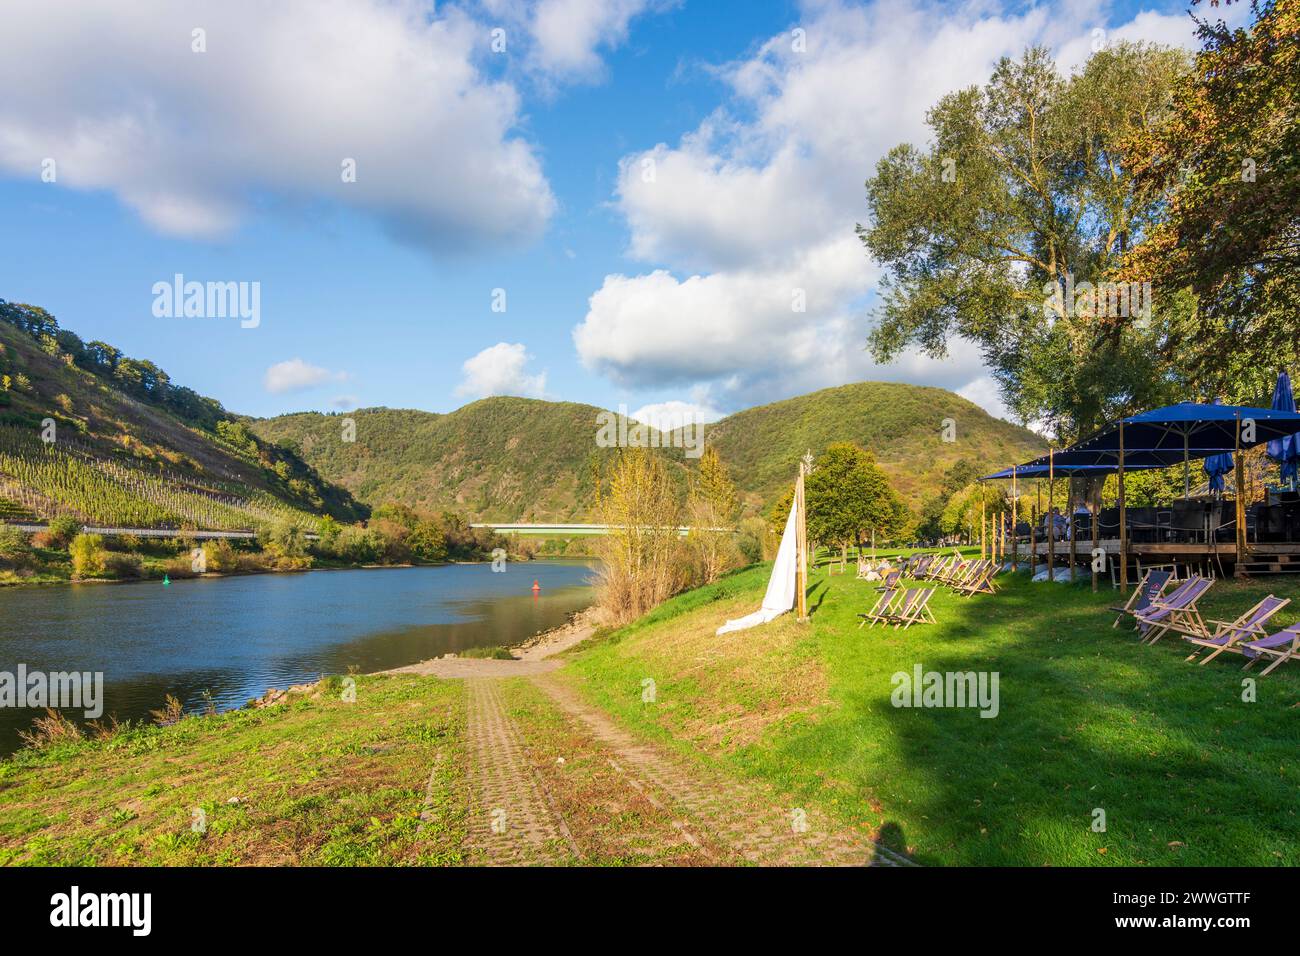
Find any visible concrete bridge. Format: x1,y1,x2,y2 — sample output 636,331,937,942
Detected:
470,522,736,537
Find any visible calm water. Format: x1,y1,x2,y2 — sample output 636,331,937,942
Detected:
0,561,594,754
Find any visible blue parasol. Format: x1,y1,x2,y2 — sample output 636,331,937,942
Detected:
1266,371,1299,486
1203,398,1234,492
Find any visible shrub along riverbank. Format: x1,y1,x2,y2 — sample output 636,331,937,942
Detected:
0,504,523,587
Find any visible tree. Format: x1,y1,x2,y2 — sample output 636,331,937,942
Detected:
592,448,687,623
804,443,907,558
408,519,448,563
687,446,742,583
69,533,107,579
860,43,1192,440
1121,0,1300,401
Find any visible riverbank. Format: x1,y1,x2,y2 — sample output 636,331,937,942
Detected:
380,606,602,679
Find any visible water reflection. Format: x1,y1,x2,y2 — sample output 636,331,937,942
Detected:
0,561,594,754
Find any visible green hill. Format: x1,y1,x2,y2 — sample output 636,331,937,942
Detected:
0,301,363,530
701,382,1045,509
250,399,632,522
252,384,1044,520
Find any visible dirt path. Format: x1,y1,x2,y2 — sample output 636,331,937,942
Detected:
530,675,914,867
463,678,577,865
406,610,913,866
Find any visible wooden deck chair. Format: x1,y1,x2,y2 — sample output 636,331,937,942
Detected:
954,561,997,597
875,569,902,591
1110,569,1172,629
934,557,965,585
857,587,902,628
891,587,937,629
1240,624,1300,675
1135,576,1213,645
947,560,978,592
1183,595,1292,666
1125,574,1197,632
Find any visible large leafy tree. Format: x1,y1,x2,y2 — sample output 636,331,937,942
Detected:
1122,0,1300,401
860,43,1191,440
805,442,906,553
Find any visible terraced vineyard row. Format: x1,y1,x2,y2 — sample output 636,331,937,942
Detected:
0,425,320,531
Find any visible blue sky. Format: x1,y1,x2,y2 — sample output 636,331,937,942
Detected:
0,0,1223,424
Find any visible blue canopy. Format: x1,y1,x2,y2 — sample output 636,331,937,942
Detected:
1064,402,1300,457
1266,371,1300,485
980,461,1165,481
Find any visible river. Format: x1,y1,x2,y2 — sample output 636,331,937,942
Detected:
0,560,595,755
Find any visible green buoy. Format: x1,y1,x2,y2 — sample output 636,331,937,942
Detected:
163,574,171,586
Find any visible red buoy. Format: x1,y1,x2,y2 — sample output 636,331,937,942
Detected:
531,579,541,592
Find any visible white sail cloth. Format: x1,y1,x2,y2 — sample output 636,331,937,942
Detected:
716,498,798,634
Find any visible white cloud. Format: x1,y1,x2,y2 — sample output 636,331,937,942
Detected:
484,0,661,84
456,342,548,399
264,358,347,394
628,399,725,430
530,0,655,80
575,0,1209,419
0,0,555,252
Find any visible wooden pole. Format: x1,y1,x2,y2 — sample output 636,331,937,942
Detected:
796,464,808,620
1030,504,1037,576
1048,448,1056,579
1119,420,1128,589
980,484,987,560
1068,477,1077,582
1235,411,1247,578
1090,485,1099,593
1011,465,1018,571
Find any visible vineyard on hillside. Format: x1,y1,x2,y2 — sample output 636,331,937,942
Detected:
0,425,321,531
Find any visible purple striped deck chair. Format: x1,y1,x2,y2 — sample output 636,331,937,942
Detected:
891,587,937,629
1135,576,1213,645
858,587,902,628
1182,595,1291,665
1111,569,1172,629
954,561,997,597
1240,624,1300,675
875,569,902,591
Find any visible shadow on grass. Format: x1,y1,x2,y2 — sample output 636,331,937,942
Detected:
769,569,1299,866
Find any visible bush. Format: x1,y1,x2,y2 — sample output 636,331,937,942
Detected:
46,514,82,548
69,533,107,579
257,519,307,558
102,551,144,579
0,524,31,568
201,538,238,572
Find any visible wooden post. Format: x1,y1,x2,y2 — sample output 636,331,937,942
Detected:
1118,420,1128,589
1068,478,1077,582
1090,489,1099,593
1047,448,1056,579
1235,411,1247,578
980,485,987,561
796,464,809,621
1011,465,1018,571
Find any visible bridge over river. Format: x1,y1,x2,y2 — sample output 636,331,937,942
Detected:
470,523,736,537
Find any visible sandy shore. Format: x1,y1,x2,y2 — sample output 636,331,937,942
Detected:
380,606,602,679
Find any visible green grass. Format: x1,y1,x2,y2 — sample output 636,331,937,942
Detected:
0,674,465,866
563,562,1299,866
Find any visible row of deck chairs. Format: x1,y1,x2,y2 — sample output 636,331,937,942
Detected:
909,550,999,597
856,550,1004,629
1111,569,1300,676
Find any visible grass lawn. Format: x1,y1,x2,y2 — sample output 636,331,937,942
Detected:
0,674,465,865
562,561,1299,866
